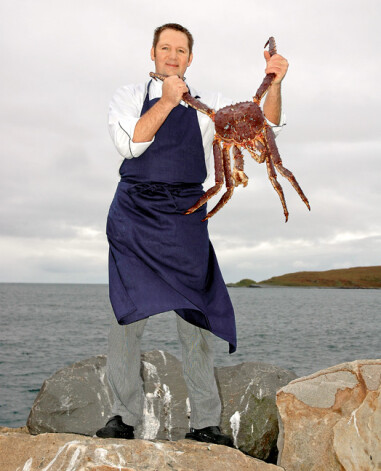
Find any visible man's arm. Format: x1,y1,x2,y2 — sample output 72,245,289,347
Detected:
262,51,289,126
108,84,152,159
132,75,189,142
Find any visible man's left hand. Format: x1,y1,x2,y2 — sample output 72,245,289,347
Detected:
264,51,289,85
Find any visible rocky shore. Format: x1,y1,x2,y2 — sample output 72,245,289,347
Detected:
0,354,380,470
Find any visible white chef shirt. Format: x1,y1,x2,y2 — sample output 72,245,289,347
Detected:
108,78,286,179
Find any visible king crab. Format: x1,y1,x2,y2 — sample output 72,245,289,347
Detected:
150,37,310,222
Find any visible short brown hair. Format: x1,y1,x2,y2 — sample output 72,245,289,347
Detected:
153,23,194,55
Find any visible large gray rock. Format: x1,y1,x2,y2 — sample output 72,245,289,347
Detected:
137,350,190,441
26,354,114,436
216,362,297,461
0,429,285,471
27,351,296,460
26,351,188,441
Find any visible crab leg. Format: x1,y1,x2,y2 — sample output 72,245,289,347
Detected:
232,145,248,187
265,126,311,213
264,149,289,222
149,72,215,118
149,72,169,82
183,94,216,118
253,37,277,104
185,138,224,216
202,144,235,221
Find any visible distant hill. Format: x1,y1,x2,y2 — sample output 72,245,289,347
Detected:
226,278,258,287
259,266,381,289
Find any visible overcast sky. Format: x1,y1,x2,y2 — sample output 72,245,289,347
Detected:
1,0,380,284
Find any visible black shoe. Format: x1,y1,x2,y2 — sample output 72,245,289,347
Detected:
185,426,234,447
96,415,134,439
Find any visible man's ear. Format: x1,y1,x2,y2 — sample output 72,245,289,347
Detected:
150,47,155,61
187,52,193,67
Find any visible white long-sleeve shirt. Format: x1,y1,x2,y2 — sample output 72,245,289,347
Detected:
108,78,286,179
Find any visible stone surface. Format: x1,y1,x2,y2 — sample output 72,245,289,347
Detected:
216,362,297,461
333,386,381,470
26,354,114,437
276,359,381,471
0,429,285,471
137,350,190,441
26,350,296,461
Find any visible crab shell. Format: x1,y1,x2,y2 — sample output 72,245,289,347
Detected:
214,102,264,143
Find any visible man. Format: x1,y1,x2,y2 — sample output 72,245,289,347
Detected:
96,23,288,445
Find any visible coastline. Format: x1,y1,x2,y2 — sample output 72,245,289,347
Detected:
227,265,381,289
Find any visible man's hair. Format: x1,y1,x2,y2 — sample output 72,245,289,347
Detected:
153,23,194,55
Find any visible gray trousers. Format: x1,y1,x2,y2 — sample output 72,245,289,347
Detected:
106,312,221,429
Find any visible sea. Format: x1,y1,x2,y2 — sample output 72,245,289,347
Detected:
0,283,380,428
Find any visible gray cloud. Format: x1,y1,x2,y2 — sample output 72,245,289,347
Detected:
1,0,380,283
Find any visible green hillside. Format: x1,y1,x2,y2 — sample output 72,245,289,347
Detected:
259,266,381,288
226,278,257,287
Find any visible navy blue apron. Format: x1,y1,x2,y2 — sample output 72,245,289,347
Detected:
107,81,237,353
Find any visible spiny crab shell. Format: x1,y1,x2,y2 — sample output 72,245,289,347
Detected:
215,102,264,142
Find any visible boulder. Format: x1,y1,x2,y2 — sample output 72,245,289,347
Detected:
26,351,188,441
137,350,190,441
27,351,296,461
0,429,285,471
26,354,114,436
216,362,296,461
276,359,381,470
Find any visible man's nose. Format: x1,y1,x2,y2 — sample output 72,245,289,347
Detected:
169,49,177,59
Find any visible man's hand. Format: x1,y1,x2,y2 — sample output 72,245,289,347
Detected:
132,76,188,143
160,75,189,109
264,51,289,85
262,51,288,125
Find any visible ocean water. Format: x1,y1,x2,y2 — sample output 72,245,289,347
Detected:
0,283,380,428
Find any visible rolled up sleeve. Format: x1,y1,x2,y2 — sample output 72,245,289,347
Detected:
108,84,154,159
265,113,286,137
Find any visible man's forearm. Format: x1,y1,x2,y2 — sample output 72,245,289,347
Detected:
263,83,282,126
132,98,174,143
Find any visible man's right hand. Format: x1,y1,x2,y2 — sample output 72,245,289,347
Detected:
132,76,188,143
160,75,189,109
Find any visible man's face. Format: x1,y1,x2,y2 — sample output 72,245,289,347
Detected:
151,29,193,79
